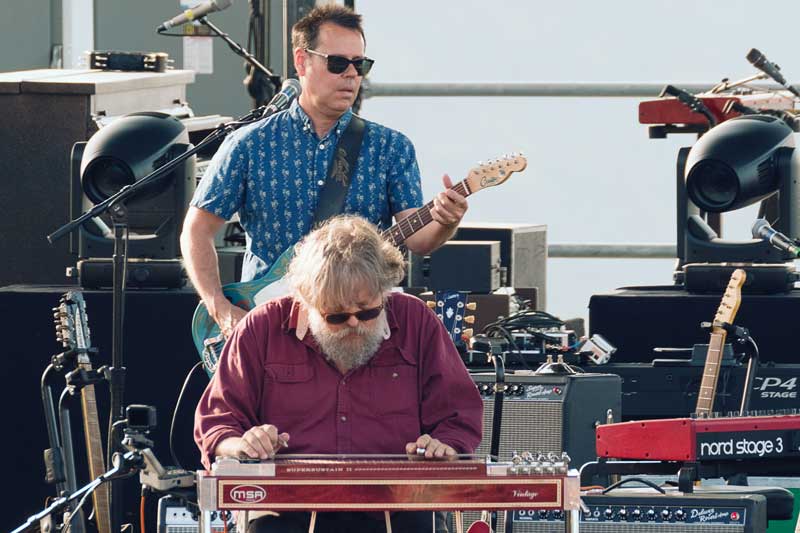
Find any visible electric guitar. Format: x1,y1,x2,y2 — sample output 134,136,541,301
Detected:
55,292,111,533
192,154,528,375
694,269,746,417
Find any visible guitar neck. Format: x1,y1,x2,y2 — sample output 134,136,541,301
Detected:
695,330,727,416
80,365,111,533
382,181,471,247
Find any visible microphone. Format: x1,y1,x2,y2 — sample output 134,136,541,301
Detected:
660,84,717,126
157,0,233,32
746,48,800,98
263,78,302,115
751,218,800,257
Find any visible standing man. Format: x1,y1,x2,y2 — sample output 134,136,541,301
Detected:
181,5,468,338
195,215,483,533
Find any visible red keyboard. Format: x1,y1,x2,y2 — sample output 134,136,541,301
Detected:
596,413,800,461
639,93,794,126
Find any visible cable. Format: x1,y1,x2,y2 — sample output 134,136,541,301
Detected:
480,308,571,368
140,487,147,533
169,361,205,469
61,478,103,533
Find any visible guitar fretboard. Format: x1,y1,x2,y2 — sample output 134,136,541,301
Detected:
381,182,471,247
695,331,726,416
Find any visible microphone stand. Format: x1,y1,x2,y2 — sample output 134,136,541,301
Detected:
197,16,282,98
47,101,293,533
12,449,143,533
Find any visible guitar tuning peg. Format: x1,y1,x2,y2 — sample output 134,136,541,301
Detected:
464,316,475,324
426,301,436,309
466,302,477,311
462,328,474,338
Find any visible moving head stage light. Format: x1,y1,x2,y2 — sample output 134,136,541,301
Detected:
70,112,196,288
677,114,800,293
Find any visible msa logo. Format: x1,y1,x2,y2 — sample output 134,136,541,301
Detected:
230,485,267,503
754,377,797,399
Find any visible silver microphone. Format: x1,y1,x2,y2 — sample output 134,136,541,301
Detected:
157,0,234,32
264,78,302,115
751,218,800,257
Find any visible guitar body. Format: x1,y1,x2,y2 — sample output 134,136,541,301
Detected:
191,154,528,376
192,247,294,375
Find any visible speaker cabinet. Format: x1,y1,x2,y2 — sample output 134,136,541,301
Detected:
452,223,547,306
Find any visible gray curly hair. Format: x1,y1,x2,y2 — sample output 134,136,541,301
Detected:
286,215,405,311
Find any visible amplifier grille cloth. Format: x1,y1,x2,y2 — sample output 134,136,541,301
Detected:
455,399,564,531
476,399,563,459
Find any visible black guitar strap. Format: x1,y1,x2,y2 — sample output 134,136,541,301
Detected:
311,114,366,226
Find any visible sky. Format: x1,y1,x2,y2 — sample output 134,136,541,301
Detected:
354,0,800,323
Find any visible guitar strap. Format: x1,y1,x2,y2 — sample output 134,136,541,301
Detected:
310,114,367,226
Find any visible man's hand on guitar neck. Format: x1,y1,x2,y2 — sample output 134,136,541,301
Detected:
431,174,468,228
402,174,469,255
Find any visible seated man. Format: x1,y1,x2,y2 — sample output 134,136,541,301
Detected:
194,215,483,533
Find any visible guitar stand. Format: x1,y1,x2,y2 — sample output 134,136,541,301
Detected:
721,323,760,415
40,349,94,533
698,320,760,414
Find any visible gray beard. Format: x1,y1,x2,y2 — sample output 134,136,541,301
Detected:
309,311,388,372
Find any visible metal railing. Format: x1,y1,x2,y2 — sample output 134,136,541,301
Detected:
362,81,784,99
548,243,676,258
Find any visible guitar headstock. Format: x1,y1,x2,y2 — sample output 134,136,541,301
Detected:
714,269,747,328
464,153,527,193
428,291,477,349
54,291,92,360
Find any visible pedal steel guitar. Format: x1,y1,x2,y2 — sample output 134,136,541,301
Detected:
197,453,581,533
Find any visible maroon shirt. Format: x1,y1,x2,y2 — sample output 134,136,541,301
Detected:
195,292,483,469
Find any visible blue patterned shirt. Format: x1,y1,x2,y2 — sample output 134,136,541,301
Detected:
191,100,423,281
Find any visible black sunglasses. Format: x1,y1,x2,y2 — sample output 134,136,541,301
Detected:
305,48,374,76
323,303,384,325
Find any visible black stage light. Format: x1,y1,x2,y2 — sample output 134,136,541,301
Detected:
685,115,794,213
69,112,196,287
676,114,800,292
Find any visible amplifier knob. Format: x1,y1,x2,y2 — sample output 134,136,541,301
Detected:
632,509,642,520
604,508,614,519
646,509,656,521
661,509,671,520
675,509,686,521
618,509,628,520
538,510,549,519
551,510,563,519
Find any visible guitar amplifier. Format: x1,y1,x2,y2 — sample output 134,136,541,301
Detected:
509,491,767,532
471,371,621,465
455,372,621,532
